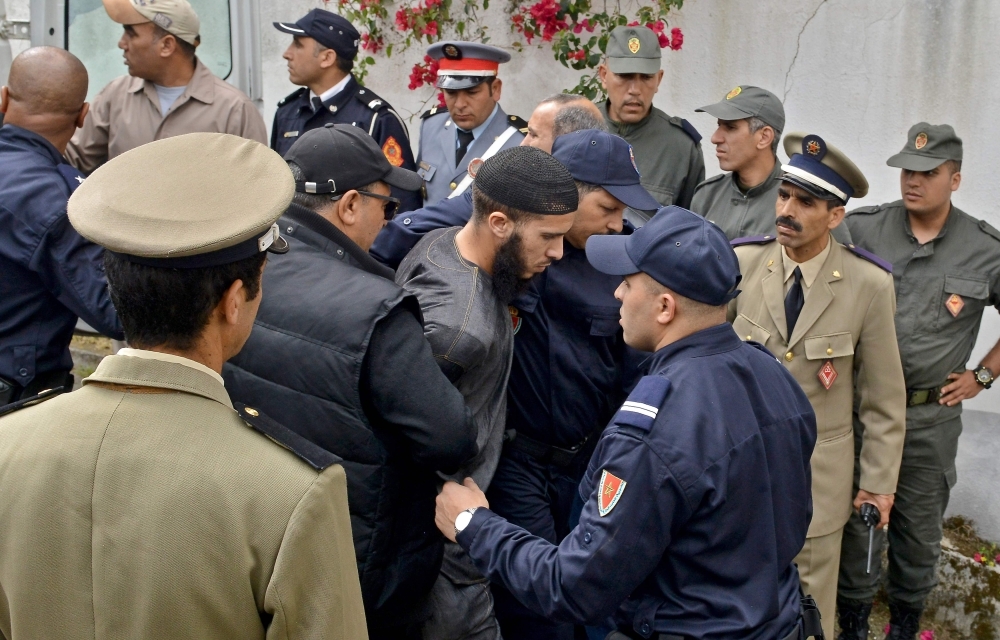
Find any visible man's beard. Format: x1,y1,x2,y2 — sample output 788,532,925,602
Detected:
492,231,532,304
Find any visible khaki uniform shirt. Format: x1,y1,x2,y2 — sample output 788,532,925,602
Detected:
598,101,704,210
691,161,852,244
846,201,1000,428
66,58,267,174
729,237,906,537
0,354,367,640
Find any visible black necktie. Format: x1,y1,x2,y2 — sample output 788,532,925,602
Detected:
785,266,804,337
456,129,475,165
311,96,323,113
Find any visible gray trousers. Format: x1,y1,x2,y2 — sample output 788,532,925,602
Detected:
838,415,962,607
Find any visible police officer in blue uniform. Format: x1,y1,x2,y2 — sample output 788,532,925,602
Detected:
0,47,122,406
435,206,820,640
416,41,527,204
272,9,420,213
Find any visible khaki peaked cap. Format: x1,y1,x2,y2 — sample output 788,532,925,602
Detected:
69,133,293,262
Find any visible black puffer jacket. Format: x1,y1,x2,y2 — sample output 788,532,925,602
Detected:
224,204,476,629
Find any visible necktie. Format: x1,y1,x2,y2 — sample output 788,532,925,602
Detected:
785,266,804,338
311,96,323,113
456,129,475,165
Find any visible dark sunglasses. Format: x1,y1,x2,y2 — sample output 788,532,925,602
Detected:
330,190,401,220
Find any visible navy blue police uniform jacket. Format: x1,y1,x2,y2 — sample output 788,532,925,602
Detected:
0,125,123,390
271,75,421,213
370,188,472,268
456,323,817,639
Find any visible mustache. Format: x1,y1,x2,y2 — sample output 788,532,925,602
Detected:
775,216,803,232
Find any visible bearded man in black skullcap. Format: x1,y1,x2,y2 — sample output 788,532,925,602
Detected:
396,145,578,640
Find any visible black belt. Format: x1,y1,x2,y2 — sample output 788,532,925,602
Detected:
502,428,593,468
906,386,944,407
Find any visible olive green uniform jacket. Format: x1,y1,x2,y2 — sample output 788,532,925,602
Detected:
728,237,906,537
598,101,704,210
0,354,367,640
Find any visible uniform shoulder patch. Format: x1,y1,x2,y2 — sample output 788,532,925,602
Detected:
597,469,627,516
669,116,702,144
235,402,341,471
844,244,893,273
0,386,65,418
979,219,1000,243
277,87,307,107
507,114,529,134
731,234,777,247
421,106,448,119
612,374,671,433
353,86,387,111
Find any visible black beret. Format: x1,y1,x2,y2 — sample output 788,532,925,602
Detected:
473,146,578,215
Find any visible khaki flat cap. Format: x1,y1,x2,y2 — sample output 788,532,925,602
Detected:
782,132,868,201
103,0,201,46
69,133,293,268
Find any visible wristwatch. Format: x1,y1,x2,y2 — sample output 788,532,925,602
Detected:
454,507,479,538
973,364,994,389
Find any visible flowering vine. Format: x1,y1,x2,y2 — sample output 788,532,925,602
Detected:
327,0,685,106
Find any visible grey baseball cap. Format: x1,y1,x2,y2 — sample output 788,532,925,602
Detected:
696,85,785,132
887,123,963,172
605,26,661,75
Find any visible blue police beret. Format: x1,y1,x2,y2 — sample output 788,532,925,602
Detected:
274,9,360,61
586,206,742,306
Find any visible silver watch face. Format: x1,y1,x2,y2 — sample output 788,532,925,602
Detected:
455,510,474,532
978,369,992,383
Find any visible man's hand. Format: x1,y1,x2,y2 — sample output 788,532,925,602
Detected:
854,490,894,529
939,370,984,407
436,478,489,543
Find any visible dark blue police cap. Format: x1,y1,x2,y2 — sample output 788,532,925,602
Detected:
274,9,360,61
551,129,659,211
586,206,742,306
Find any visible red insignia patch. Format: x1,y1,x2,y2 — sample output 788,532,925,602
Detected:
509,306,522,335
945,293,964,318
382,136,404,167
598,469,626,517
806,140,821,156
468,157,484,178
818,360,838,390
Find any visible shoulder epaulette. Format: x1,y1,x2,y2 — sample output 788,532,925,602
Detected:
507,114,529,134
846,204,883,218
669,116,702,144
421,106,448,119
277,87,307,107
979,219,1000,243
235,402,341,471
612,375,671,433
844,243,893,273
354,86,387,111
731,234,777,247
0,387,65,419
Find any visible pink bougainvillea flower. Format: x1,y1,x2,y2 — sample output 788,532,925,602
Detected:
920,630,935,640
422,20,439,37
974,552,984,563
395,9,410,31
669,27,683,50
436,91,447,108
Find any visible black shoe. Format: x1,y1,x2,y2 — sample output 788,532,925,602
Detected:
836,597,872,640
885,601,922,640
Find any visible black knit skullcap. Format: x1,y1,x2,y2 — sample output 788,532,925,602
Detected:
473,146,578,214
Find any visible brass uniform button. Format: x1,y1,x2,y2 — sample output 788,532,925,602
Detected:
784,352,794,362
746,335,752,341
245,407,259,417
827,347,834,356
450,181,457,189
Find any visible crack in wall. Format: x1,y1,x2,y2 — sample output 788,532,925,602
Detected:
783,0,830,103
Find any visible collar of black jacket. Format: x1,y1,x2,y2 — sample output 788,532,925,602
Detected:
282,202,396,281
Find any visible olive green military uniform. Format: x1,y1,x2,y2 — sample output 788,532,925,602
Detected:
0,354,367,639
691,163,853,244
840,200,1000,607
599,100,704,210
729,236,907,640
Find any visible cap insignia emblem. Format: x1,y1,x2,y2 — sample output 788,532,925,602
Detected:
628,37,641,54
817,360,838,390
945,293,964,317
726,86,742,100
509,306,522,334
443,44,461,59
598,469,626,516
915,132,928,150
806,140,822,156
468,157,484,178
382,136,404,167
628,145,639,175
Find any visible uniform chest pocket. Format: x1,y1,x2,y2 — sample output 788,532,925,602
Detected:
804,332,854,361
589,315,621,337
937,275,989,327
732,314,772,346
